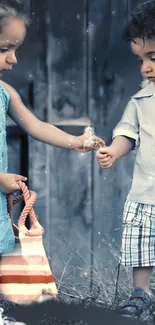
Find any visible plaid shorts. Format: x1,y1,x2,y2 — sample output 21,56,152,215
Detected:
121,200,155,267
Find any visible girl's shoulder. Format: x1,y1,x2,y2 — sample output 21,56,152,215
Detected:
0,80,11,110
0,80,20,105
0,80,13,96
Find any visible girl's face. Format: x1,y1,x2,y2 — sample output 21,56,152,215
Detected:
0,17,26,71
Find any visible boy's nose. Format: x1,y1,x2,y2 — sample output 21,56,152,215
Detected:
141,63,152,76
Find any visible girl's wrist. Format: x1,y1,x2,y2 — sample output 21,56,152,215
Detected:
0,172,4,181
0,173,4,190
68,135,77,150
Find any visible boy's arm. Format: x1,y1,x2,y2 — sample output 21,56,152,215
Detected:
112,99,139,151
2,81,104,151
96,99,139,168
96,136,134,168
110,135,135,159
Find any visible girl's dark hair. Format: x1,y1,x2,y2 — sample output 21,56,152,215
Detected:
0,0,29,32
122,0,155,42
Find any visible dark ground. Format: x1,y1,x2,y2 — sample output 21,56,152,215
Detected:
1,296,155,325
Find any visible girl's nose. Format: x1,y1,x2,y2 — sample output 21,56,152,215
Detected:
6,52,17,65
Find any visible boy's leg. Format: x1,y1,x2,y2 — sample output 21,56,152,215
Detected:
119,268,152,317
119,201,154,317
133,267,153,293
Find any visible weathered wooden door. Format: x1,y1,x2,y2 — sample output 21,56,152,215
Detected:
7,0,146,302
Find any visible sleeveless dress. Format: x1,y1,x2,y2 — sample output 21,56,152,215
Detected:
0,84,15,254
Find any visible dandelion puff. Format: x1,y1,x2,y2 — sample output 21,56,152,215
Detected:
84,126,96,147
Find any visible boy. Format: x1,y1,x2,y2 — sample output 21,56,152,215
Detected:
96,0,155,318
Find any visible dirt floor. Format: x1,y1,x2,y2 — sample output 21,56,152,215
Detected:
1,296,154,325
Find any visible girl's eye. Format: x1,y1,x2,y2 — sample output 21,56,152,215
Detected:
151,57,155,61
0,48,9,53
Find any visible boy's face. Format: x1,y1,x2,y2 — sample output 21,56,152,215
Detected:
131,38,155,84
0,18,26,72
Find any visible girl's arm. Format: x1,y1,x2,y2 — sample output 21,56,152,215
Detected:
2,81,104,151
0,172,27,193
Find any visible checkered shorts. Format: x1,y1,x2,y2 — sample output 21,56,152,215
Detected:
121,200,155,267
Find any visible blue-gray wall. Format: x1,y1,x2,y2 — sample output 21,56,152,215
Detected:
6,0,146,303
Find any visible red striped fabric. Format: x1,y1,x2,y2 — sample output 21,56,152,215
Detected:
0,182,58,304
0,275,55,284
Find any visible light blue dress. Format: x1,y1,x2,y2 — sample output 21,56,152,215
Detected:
0,84,15,253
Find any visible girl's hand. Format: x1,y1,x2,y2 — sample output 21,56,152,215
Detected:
0,173,27,194
71,134,105,152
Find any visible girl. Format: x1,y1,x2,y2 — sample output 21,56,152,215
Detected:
0,1,104,324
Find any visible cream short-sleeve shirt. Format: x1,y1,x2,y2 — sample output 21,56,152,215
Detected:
113,82,155,204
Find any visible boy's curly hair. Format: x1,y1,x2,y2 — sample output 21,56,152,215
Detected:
123,0,155,42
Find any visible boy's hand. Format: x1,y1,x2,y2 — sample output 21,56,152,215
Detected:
96,146,117,168
72,134,105,152
0,173,27,194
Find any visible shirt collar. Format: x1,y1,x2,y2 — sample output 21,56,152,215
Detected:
132,81,155,99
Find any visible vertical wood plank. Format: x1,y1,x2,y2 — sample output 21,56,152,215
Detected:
28,0,93,295
28,0,52,253
89,0,141,300
7,137,21,224
45,0,93,294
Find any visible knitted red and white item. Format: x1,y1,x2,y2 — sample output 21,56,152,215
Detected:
0,181,57,304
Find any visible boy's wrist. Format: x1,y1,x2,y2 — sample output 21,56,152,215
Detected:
109,144,119,160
